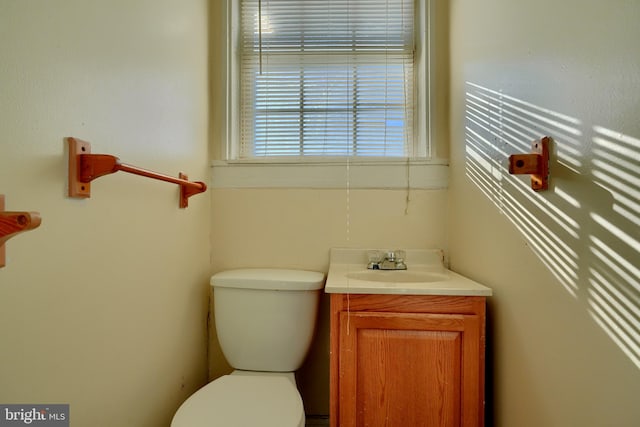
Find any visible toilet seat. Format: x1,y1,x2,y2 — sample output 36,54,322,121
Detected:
170,375,305,427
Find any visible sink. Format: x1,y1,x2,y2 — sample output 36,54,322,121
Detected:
325,248,493,296
346,270,449,283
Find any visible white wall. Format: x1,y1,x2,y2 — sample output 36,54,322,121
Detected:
0,1,211,425
449,1,640,425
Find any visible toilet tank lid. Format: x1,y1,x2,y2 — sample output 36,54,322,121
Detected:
211,269,325,291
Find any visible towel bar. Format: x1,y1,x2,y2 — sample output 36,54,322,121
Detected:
67,137,207,208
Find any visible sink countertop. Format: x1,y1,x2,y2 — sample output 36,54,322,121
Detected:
325,248,493,296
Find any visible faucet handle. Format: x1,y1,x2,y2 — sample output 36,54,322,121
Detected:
368,250,382,262
394,250,407,269
367,250,382,269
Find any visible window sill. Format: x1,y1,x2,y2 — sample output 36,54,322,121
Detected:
210,158,449,189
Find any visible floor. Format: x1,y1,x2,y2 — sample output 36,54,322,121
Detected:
306,415,330,426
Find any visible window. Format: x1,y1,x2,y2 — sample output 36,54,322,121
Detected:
233,0,427,159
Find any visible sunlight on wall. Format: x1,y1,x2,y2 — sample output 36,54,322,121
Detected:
588,127,640,369
464,82,583,296
464,82,640,370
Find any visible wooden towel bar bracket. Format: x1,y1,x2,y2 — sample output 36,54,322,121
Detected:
508,136,550,191
0,195,42,268
67,137,207,208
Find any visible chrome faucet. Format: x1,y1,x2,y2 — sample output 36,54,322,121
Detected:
367,250,407,270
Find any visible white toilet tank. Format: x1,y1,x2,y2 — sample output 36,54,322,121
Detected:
211,269,325,372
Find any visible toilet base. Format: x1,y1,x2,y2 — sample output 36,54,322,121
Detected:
171,371,304,427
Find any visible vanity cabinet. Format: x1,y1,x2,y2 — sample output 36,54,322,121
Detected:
329,293,487,427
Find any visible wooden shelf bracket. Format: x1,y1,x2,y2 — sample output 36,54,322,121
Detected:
508,136,551,191
0,195,42,268
67,137,207,208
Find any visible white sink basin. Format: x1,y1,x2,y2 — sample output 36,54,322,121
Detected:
346,270,450,283
325,248,493,296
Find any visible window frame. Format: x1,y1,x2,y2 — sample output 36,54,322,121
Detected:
214,0,449,190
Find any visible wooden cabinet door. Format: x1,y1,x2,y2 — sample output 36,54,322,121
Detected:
338,311,481,427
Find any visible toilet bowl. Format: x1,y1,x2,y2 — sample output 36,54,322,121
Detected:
171,372,304,427
171,269,324,427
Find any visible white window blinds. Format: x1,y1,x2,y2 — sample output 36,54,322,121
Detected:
238,0,415,158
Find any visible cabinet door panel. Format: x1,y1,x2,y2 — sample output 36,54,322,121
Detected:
339,312,480,427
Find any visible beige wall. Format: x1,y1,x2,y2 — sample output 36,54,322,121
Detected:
449,0,640,425
7,0,633,425
0,1,211,425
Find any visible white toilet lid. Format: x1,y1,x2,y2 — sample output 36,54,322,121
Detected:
171,375,304,427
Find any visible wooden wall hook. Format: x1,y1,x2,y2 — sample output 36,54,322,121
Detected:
508,136,550,191
0,195,42,268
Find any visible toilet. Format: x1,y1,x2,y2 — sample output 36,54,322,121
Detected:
171,268,325,427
